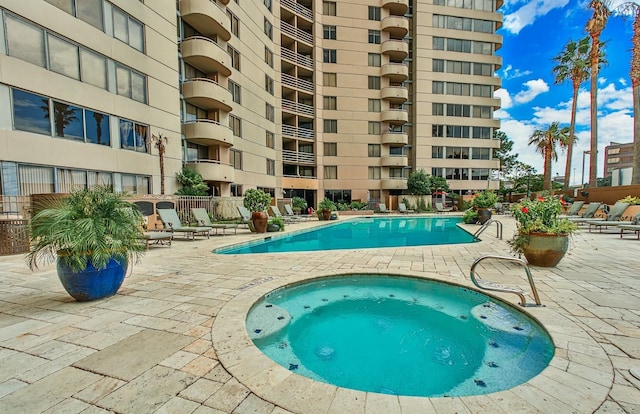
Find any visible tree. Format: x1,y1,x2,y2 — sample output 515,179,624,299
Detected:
493,130,518,177
508,161,538,196
552,36,591,189
175,168,208,196
406,169,449,195
585,0,612,187
528,122,570,191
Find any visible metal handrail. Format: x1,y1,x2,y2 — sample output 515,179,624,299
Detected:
473,219,502,239
470,255,542,307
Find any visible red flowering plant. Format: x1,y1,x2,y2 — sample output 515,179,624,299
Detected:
507,196,577,254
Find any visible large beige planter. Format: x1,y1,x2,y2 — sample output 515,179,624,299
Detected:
522,232,569,267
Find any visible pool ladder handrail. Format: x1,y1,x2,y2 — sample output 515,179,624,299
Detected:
473,219,502,240
469,255,543,307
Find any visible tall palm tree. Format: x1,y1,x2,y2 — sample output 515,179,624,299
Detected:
528,122,571,191
585,0,611,187
552,36,591,190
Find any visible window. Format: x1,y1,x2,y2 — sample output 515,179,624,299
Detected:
368,121,381,135
185,142,207,161
472,127,491,139
446,104,470,117
113,7,144,51
323,73,337,86
324,142,337,156
5,15,46,68
45,0,74,14
472,148,491,160
229,115,242,136
48,34,80,80
229,80,241,104
389,146,404,156
472,168,490,180
368,76,381,90
323,49,337,63
266,131,275,148
323,96,337,110
472,106,492,118
446,168,468,180
446,82,470,96
121,174,150,194
368,144,381,157
433,59,445,72
474,19,494,33
447,38,472,53
368,99,381,112
432,37,445,50
324,119,337,133
52,101,83,139
77,0,103,30
228,10,239,37
119,119,148,153
323,25,336,40
368,53,381,67
265,75,274,94
264,0,272,11
432,146,444,159
432,125,444,137
369,6,381,21
446,146,469,159
323,1,336,15
266,103,274,122
431,168,443,177
369,189,381,200
185,104,207,122
389,168,404,178
231,149,243,170
115,64,147,103
227,45,240,70
266,159,275,176
474,62,492,76
432,81,444,94
264,18,273,39
447,60,471,74
432,103,444,116
80,49,107,89
12,89,51,135
85,109,110,145
473,41,492,55
324,166,337,179
368,30,381,44
447,125,470,138
265,47,273,67
368,167,381,179
473,84,492,97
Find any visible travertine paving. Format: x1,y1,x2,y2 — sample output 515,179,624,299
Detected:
0,215,638,413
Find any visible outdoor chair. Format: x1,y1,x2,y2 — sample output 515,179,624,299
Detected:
284,204,311,221
617,211,640,239
157,208,211,240
567,202,602,223
377,203,391,214
586,202,630,232
191,207,238,235
398,203,414,214
558,201,584,218
139,230,173,249
270,205,297,223
435,202,453,213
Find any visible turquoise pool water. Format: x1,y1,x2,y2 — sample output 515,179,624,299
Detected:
247,275,554,397
217,216,476,254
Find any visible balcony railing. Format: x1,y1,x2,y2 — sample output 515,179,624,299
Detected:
281,73,314,93
282,99,314,117
282,124,314,140
281,0,313,20
282,150,316,165
281,21,313,45
281,47,313,69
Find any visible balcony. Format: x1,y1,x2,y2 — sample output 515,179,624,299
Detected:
381,63,408,82
181,37,231,76
381,155,408,167
381,132,408,145
281,0,313,21
381,178,408,190
282,124,314,140
382,16,409,39
382,0,409,15
186,160,235,183
381,109,408,124
281,73,314,93
182,78,232,112
179,0,231,41
282,150,316,165
381,86,408,104
281,47,313,69
282,99,314,117
382,40,409,61
183,120,234,147
281,21,313,45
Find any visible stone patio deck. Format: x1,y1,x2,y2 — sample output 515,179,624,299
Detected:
0,215,638,413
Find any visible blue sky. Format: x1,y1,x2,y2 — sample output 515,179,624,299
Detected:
496,0,637,184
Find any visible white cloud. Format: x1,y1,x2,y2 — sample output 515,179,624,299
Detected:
501,64,533,80
619,78,627,86
503,0,570,34
514,79,549,104
494,88,513,109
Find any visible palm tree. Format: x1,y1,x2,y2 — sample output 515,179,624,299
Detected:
552,37,591,190
528,122,570,191
585,0,612,187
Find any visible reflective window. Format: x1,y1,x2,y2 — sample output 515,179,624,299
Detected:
12,89,50,135
45,0,74,14
53,101,84,139
85,110,110,145
80,49,107,89
119,119,148,152
5,15,46,67
77,0,104,30
48,34,80,80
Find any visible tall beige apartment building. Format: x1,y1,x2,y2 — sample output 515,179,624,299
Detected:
0,0,502,209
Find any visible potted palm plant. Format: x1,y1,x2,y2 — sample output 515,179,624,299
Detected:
27,186,145,301
508,196,577,267
292,196,307,214
472,190,499,224
318,198,336,221
243,189,272,233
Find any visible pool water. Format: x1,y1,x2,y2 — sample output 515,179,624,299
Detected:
217,216,476,254
247,275,554,397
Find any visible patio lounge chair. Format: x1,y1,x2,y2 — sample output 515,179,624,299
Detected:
398,203,414,214
567,202,602,223
192,208,238,235
435,202,453,213
270,205,297,223
157,208,211,240
139,230,173,249
558,201,584,218
377,203,391,214
617,211,640,239
284,204,312,221
586,202,630,232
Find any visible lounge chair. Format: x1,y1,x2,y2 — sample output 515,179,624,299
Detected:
157,208,211,240
558,201,584,218
377,203,391,214
567,202,602,223
617,211,640,239
192,207,238,235
398,203,414,214
435,202,453,213
586,202,630,232
270,205,297,223
139,230,173,249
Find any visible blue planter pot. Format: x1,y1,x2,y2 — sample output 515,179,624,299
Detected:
56,257,128,302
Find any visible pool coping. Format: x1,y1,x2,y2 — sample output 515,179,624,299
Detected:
212,269,613,413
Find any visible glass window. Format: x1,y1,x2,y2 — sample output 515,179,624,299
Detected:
433,59,444,72
266,131,275,148
227,45,240,70
323,25,336,40
18,165,55,195
45,0,74,14
432,37,445,50
113,8,128,44
129,19,144,51
432,81,444,94
368,99,381,112
432,146,444,159
368,53,381,67
266,159,275,176
133,124,148,152
77,0,104,30
432,103,444,116
472,148,490,160
47,34,80,79
264,18,273,39
229,80,241,104
265,75,274,94
368,167,381,180
368,76,380,90
131,71,146,103
324,142,337,156
368,144,381,157
12,89,51,135
85,110,110,145
57,169,87,193
231,149,243,170
324,166,337,179
80,49,107,89
323,1,336,15
323,73,337,86
368,30,381,44
230,115,242,136
323,49,337,63
472,168,490,180
368,121,381,135
5,15,46,68
368,6,381,21
324,119,337,133
432,125,444,137
323,96,337,110
265,47,273,67
266,103,274,121
116,65,131,98
120,119,147,152
53,101,83,139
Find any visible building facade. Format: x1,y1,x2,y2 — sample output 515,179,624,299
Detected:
604,141,634,186
0,0,502,209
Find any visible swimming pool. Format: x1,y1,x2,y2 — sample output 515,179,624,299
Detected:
217,216,476,254
246,274,554,397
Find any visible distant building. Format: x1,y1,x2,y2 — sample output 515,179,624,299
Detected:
604,142,634,186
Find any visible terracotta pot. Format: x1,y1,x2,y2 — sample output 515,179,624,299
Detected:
476,208,492,224
322,209,331,221
251,211,269,233
522,232,569,267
